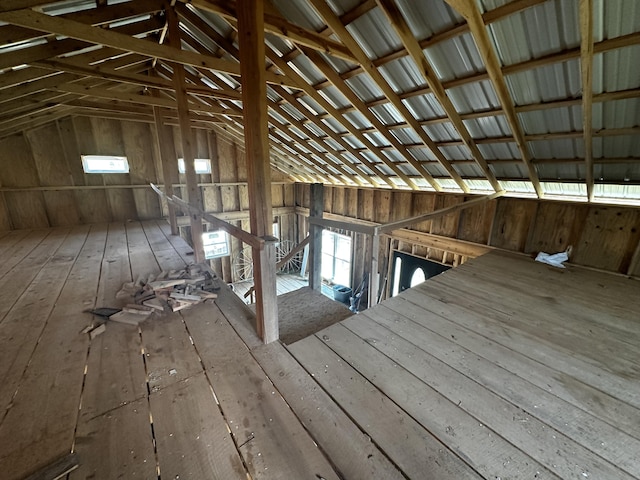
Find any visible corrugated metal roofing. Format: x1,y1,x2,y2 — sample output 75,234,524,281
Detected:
0,0,637,204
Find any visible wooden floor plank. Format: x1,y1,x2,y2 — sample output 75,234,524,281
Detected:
0,228,70,325
0,225,98,480
302,324,560,480
183,303,340,480
141,220,188,271
384,290,640,441
154,220,194,267
126,221,160,281
288,335,485,480
0,227,86,413
96,222,132,308
0,229,46,280
345,312,639,479
403,282,640,409
434,261,640,345
141,312,203,392
254,342,405,479
79,323,148,419
454,253,640,330
149,373,247,479
70,398,157,480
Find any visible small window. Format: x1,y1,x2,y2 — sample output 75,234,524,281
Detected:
81,155,129,173
178,158,211,174
202,230,230,259
410,268,426,287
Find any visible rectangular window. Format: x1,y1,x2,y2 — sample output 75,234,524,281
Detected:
81,155,129,173
202,230,230,259
178,158,212,174
321,230,352,287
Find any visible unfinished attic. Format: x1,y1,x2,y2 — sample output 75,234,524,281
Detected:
0,0,639,478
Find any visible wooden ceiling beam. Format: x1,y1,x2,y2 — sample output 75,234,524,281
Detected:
174,10,383,187
0,0,163,47
0,7,297,88
0,17,164,71
445,0,543,198
309,0,465,192
579,0,594,201
377,0,501,193
52,83,241,116
34,58,241,100
182,0,357,63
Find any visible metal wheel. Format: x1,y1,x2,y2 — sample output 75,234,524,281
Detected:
276,240,303,274
232,246,253,282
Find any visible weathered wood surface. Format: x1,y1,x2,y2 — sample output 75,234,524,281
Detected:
288,249,640,480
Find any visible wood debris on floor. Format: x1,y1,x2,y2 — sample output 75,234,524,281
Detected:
85,264,220,332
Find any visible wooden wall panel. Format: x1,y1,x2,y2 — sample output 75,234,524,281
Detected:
357,189,374,221
331,187,345,214
390,191,412,223
373,190,391,223
524,202,588,254
458,198,497,244
572,206,640,272
411,192,436,233
122,121,161,220
0,193,10,231
323,186,333,212
489,198,538,251
0,134,49,228
217,137,238,183
430,195,463,237
4,192,49,229
26,125,81,226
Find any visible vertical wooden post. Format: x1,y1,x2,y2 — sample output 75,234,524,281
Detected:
369,230,380,306
152,105,178,235
238,0,278,343
166,4,204,261
308,182,324,291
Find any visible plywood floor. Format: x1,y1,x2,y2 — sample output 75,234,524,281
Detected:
232,273,308,303
1,223,638,480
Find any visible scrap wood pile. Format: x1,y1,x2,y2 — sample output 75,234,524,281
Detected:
85,264,220,334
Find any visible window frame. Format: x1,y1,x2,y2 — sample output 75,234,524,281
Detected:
81,155,129,174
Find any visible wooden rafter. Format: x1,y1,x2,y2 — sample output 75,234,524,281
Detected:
268,50,419,190
180,0,357,63
579,0,594,201
308,0,468,192
445,0,543,198
270,85,385,188
192,8,410,190
267,101,371,187
376,0,501,193
0,8,296,88
0,17,164,71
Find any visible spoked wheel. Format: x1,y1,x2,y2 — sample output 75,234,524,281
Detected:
276,240,303,274
232,246,253,282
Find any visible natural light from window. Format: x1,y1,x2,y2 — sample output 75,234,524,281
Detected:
81,155,129,173
178,158,212,174
321,231,351,287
